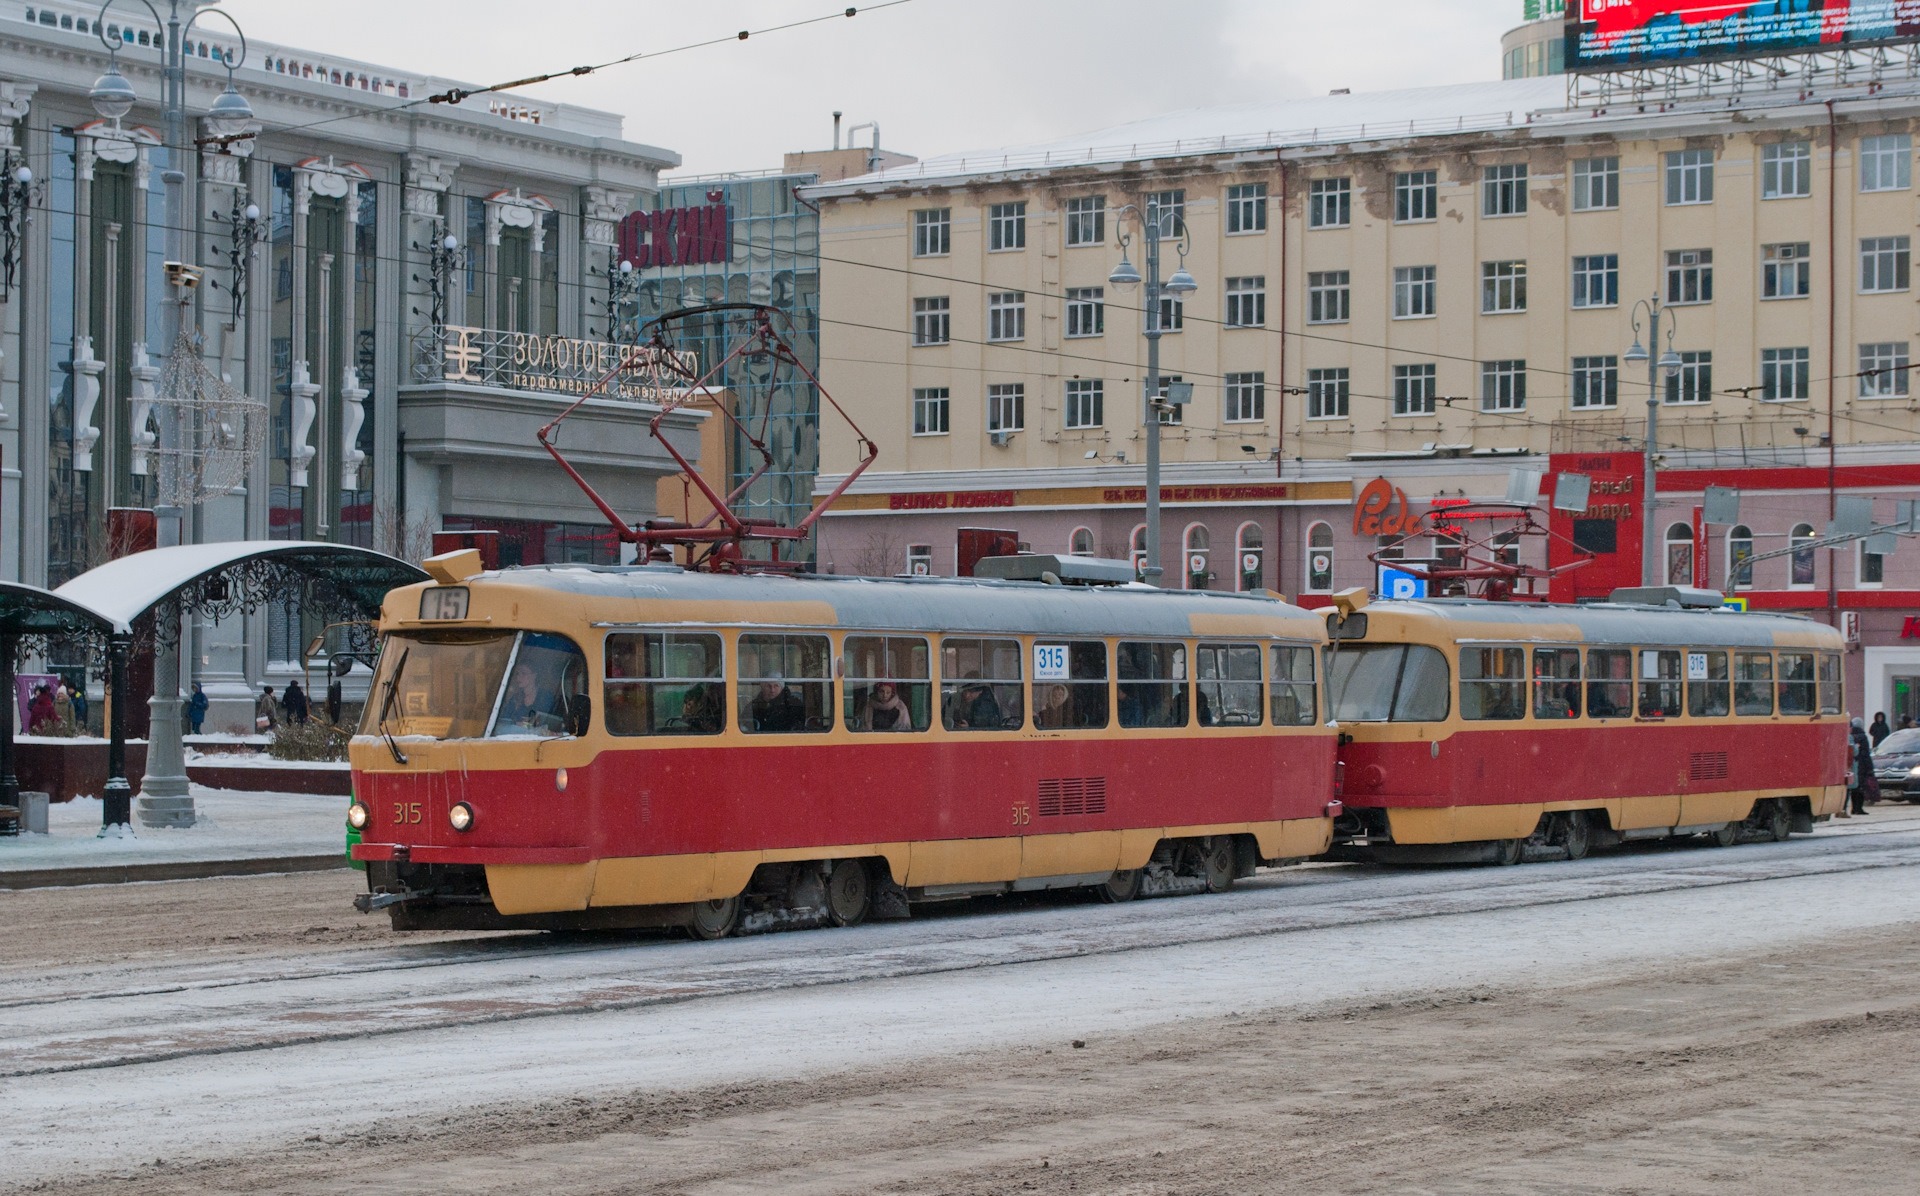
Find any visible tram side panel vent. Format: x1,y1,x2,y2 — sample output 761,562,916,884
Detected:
1688,751,1730,782
1037,777,1107,817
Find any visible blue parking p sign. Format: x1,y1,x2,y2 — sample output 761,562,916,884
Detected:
1378,567,1428,601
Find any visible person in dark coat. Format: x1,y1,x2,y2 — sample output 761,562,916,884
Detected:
27,685,55,734
749,675,806,732
187,683,208,735
1870,712,1892,747
1851,718,1878,816
281,679,310,726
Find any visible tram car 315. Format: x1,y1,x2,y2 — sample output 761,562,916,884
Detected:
346,551,1342,937
1325,586,1850,865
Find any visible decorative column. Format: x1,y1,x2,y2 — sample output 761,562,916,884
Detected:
126,343,157,475
70,337,103,471
339,366,366,489
581,185,631,341
288,361,318,487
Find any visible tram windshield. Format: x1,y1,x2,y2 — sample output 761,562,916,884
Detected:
362,630,587,740
1327,643,1450,722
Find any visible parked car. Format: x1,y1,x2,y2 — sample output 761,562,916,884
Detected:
1874,728,1920,801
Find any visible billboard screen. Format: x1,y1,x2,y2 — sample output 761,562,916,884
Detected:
1568,1,1920,72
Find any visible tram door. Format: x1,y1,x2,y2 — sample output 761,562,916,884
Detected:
1895,675,1920,726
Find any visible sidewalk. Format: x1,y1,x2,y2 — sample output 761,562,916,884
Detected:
0,785,349,888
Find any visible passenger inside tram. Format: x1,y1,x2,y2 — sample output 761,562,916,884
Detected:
750,673,808,732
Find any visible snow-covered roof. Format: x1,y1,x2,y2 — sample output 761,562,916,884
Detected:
56,542,428,632
807,77,1569,194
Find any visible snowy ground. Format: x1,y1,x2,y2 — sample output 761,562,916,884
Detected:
0,787,347,873
4,810,1920,1189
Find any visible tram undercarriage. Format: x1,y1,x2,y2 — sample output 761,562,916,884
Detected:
1330,797,1820,866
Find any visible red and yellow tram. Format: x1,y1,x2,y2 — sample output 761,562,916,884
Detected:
1326,589,1850,864
348,552,1339,936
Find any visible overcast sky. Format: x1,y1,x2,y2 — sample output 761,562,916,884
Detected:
225,0,1522,177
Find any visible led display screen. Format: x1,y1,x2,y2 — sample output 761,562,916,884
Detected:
1569,1,1920,71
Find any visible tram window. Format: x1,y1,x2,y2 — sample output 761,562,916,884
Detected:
1638,649,1683,718
941,637,1024,730
1460,647,1526,720
1269,644,1319,726
1818,653,1843,714
493,633,590,736
844,635,931,732
1686,650,1731,717
1033,640,1109,729
1586,649,1633,718
1778,651,1817,715
1532,648,1581,719
1118,641,1189,728
738,634,833,733
1197,642,1263,726
1734,652,1774,715
362,631,516,740
604,632,724,736
1327,644,1449,722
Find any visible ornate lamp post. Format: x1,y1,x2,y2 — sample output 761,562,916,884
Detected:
1624,296,1683,588
426,226,460,329
606,250,637,344
1106,202,1197,586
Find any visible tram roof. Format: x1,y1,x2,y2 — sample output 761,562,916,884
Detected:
451,564,1326,639
1365,597,1843,649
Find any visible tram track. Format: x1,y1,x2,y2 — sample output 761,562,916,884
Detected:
6,821,1920,1081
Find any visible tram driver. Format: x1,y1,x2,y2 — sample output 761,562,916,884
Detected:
494,633,588,735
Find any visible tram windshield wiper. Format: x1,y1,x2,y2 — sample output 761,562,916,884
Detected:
378,647,409,765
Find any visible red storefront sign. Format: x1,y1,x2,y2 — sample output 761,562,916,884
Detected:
1102,484,1290,503
1546,452,1644,602
617,203,731,268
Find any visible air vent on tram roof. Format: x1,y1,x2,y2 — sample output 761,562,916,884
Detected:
971,554,1137,587
1607,586,1726,609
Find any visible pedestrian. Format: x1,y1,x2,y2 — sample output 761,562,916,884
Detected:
27,684,54,734
50,682,72,731
188,682,207,735
68,682,86,732
1904,714,1916,732
1871,711,1892,747
256,684,279,732
282,679,309,726
1850,717,1878,816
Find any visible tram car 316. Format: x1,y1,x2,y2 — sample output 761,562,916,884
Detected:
346,552,1341,937
1325,586,1850,865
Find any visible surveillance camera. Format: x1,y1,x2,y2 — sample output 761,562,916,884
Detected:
164,261,203,289
1084,449,1098,459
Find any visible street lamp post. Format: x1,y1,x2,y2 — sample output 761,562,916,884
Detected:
90,2,252,827
1624,295,1683,588
1107,203,1197,586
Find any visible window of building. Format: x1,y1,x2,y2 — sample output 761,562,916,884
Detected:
1664,351,1712,404
987,383,1024,432
1130,525,1148,577
1571,253,1618,308
1761,141,1813,199
1393,363,1437,416
1482,260,1527,313
1861,133,1912,192
604,633,725,736
843,636,932,732
1227,183,1267,233
988,201,1026,251
1790,523,1817,587
1859,341,1911,398
1183,526,1212,591
912,387,950,435
1461,647,1527,721
1571,356,1618,409
1225,276,1266,327
987,291,1025,342
1237,524,1265,593
1308,271,1350,323
1861,235,1910,292
1762,347,1811,402
1482,164,1528,217
1394,170,1438,223
737,634,833,734
1065,379,1103,428
907,545,934,576
1862,539,1887,588
1065,195,1105,246
1666,149,1715,205
1065,287,1104,338
1727,525,1754,589
1069,528,1095,557
1571,156,1620,210
942,638,1024,730
1665,522,1695,586
912,208,950,256
1307,368,1349,420
1394,265,1436,318
1306,522,1335,592
1309,178,1350,229
912,296,950,346
1665,249,1713,304
1147,189,1185,238
1224,372,1265,423
1763,243,1811,299
1156,295,1184,334
1481,359,1526,411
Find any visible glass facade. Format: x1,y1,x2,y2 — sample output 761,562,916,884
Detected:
635,174,820,561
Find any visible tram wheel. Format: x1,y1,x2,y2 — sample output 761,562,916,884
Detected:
1201,837,1236,893
1560,812,1591,862
686,896,741,941
1707,822,1739,848
1493,838,1523,867
1766,800,1792,842
1098,869,1142,903
825,860,871,927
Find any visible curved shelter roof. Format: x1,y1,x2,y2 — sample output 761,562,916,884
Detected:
55,541,429,632
0,580,116,637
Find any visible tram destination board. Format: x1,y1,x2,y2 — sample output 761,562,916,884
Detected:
1568,1,1920,72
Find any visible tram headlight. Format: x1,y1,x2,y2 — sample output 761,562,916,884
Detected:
346,802,370,830
448,802,475,833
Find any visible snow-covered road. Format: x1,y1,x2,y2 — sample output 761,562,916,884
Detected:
7,817,1920,1184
